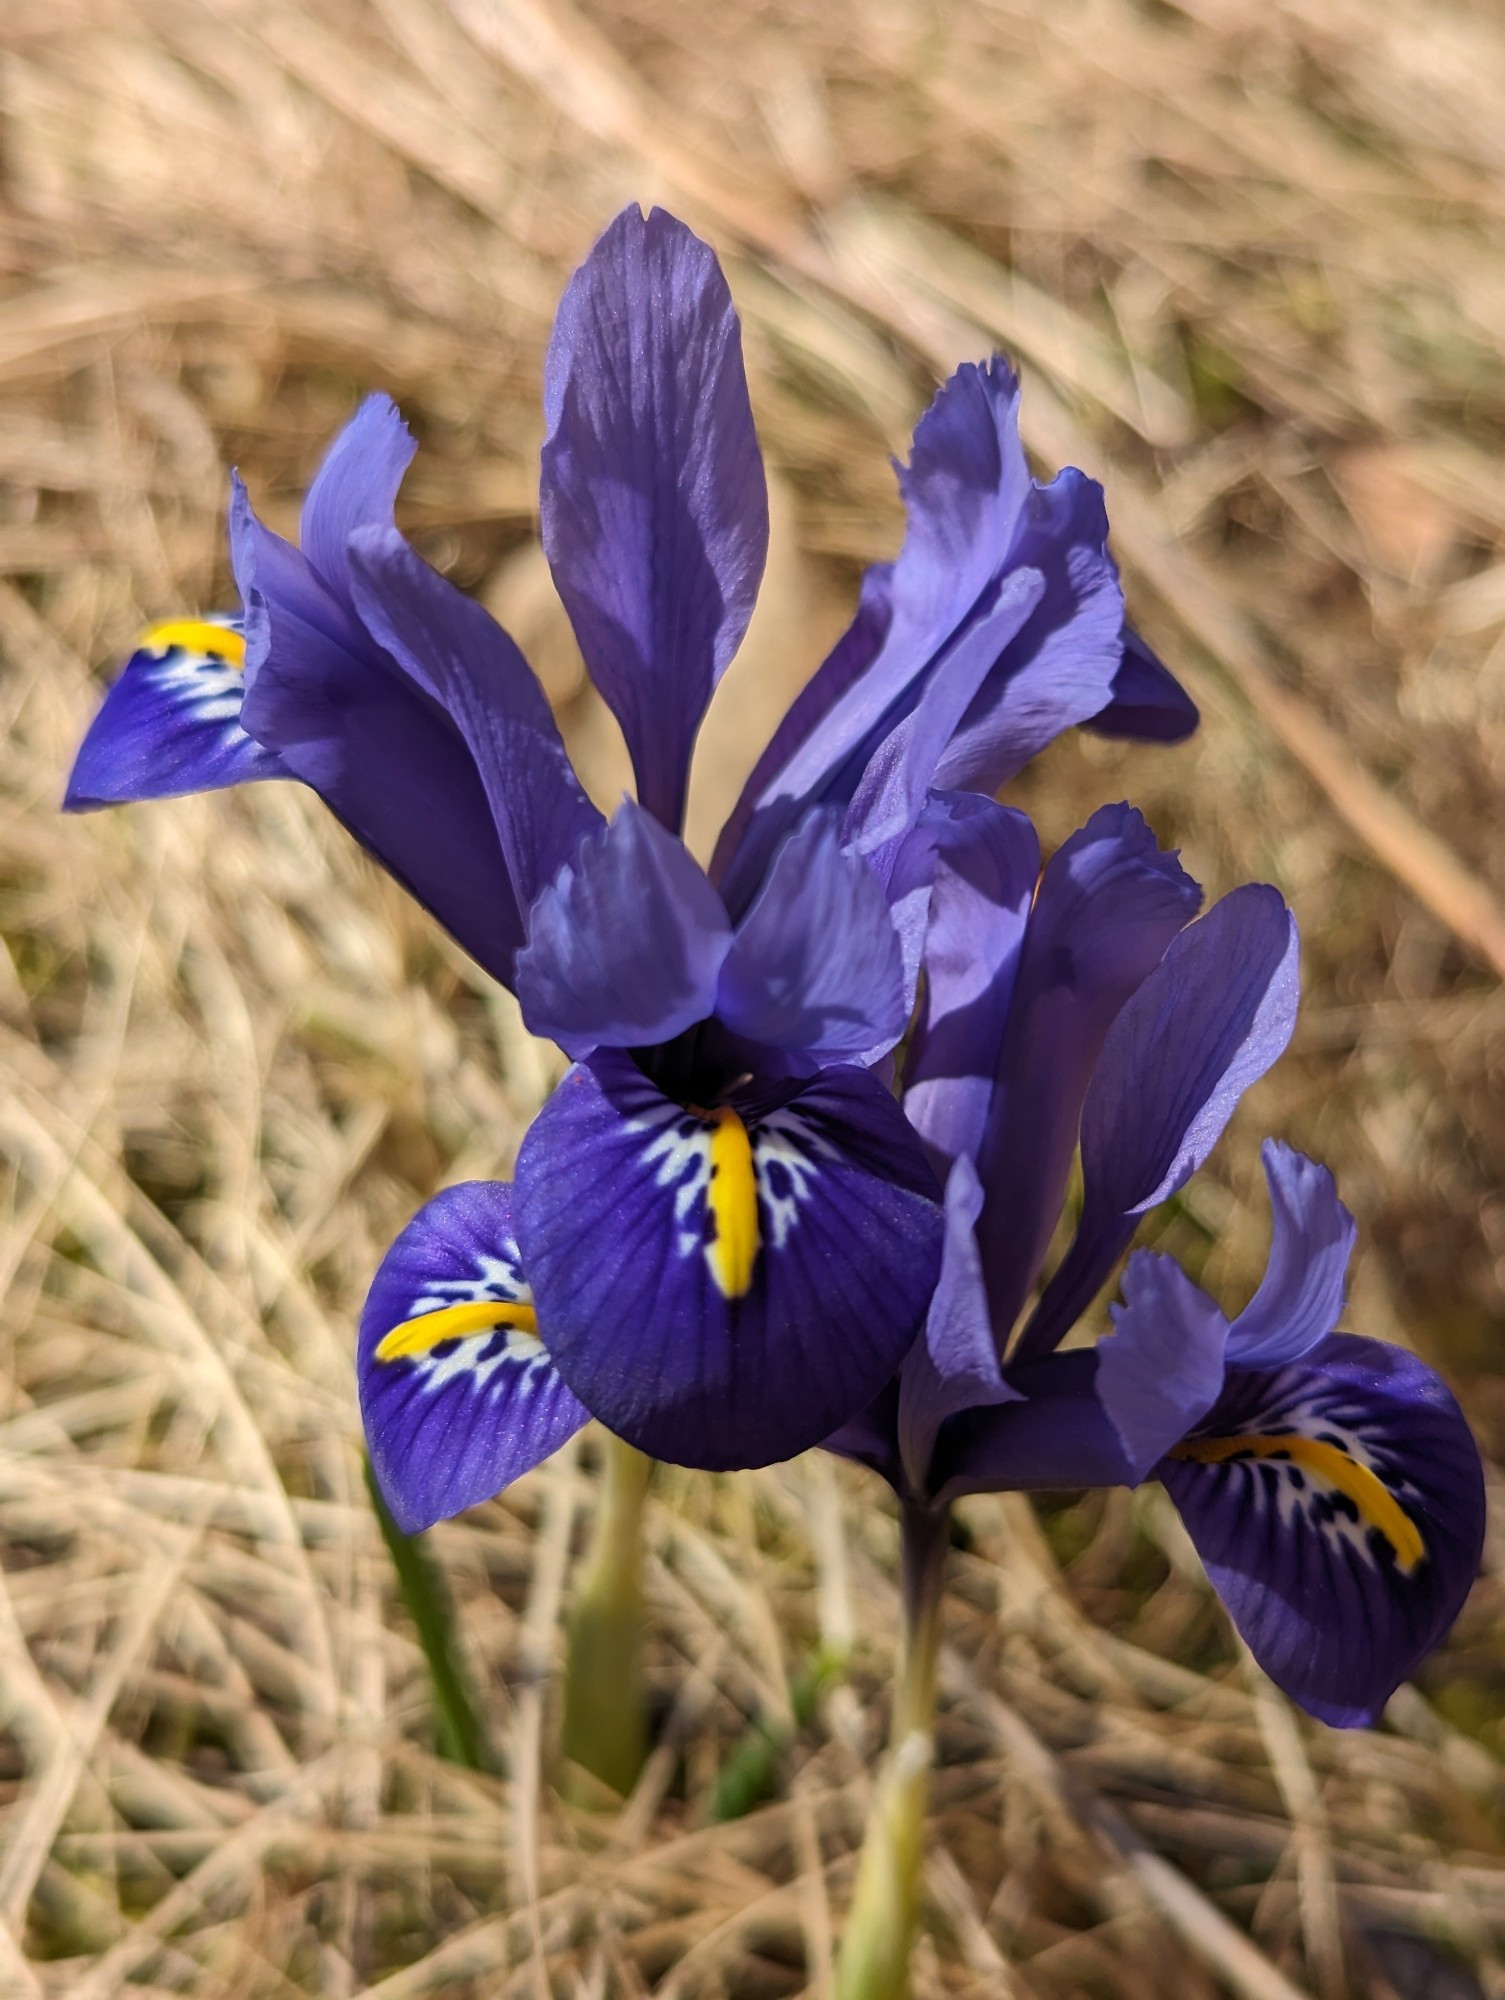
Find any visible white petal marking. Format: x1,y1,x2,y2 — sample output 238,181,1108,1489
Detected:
391,1241,545,1398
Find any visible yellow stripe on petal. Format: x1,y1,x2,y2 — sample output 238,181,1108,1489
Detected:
140,619,247,668
706,1106,759,1299
1172,1432,1425,1573
375,1298,539,1361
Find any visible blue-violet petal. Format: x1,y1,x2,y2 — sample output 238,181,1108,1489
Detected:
513,801,732,1058
902,792,1039,1177
973,803,1200,1348
540,205,768,833
231,458,527,985
359,1181,589,1534
1225,1142,1356,1370
64,615,290,808
1084,624,1199,745
1019,883,1299,1360
1161,1334,1484,1727
715,810,906,1066
347,524,602,910
513,1052,943,1468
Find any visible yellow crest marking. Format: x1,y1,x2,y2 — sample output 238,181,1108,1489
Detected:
140,618,247,668
375,1298,538,1362
706,1106,759,1299
1172,1432,1425,1574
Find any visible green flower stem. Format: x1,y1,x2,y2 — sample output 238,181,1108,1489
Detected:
835,1498,951,2000
365,1457,491,1772
561,1431,655,1796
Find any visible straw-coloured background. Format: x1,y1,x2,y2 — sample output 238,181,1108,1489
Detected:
2,0,1504,1991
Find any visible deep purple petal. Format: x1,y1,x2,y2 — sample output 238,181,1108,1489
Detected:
64,615,292,808
1083,884,1301,1215
993,1146,1358,1502
540,206,768,832
902,793,1040,1175
897,1156,1018,1493
876,816,945,1056
933,1349,1136,1502
714,810,906,1066
711,563,893,897
889,358,1035,660
718,361,1132,906
231,475,527,986
1161,1334,1485,1726
1084,626,1200,745
839,566,1046,866
974,804,1201,1347
233,479,348,689
822,1379,903,1494
931,470,1127,791
512,1052,943,1468
845,723,1043,1080
299,394,417,611
1226,1143,1356,1370
347,525,602,908
1019,883,1299,1360
513,802,732,1058
713,362,1035,909
783,358,1033,802
1098,1249,1231,1479
359,1182,589,1533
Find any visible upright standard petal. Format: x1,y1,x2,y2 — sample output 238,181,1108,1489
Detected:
896,1156,1018,1495
1019,883,1299,1361
347,526,602,908
1161,1335,1485,1726
231,457,529,987
717,361,1138,909
299,393,417,609
1096,1250,1233,1479
513,802,732,1058
740,362,1035,823
934,1145,1357,1503
1225,1143,1356,1370
64,616,291,808
714,362,1032,912
930,471,1128,792
901,793,1040,1175
513,1052,944,1468
710,563,894,896
714,811,906,1066
1084,626,1200,745
823,572,1046,1058
540,206,769,833
867,814,944,1058
972,805,1201,1347
839,566,1046,868
359,1182,589,1534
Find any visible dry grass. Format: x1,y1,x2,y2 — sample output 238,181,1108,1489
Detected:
1,0,1505,1991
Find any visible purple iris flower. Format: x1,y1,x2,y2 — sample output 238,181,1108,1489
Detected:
826,793,1484,1725
65,204,1196,1528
